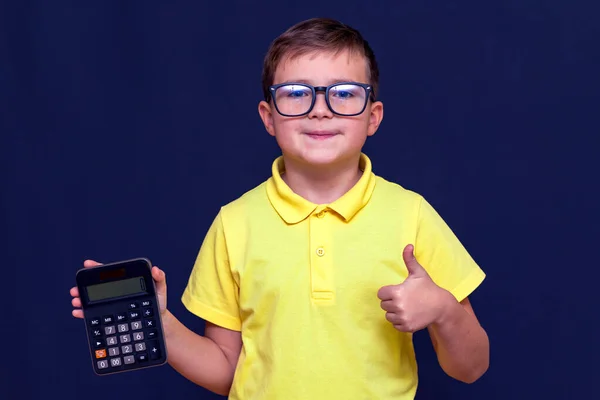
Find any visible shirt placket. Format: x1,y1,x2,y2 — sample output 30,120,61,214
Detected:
309,206,335,302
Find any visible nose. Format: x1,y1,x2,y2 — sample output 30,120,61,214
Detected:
308,91,333,119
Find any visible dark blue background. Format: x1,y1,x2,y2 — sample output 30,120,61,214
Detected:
1,1,598,399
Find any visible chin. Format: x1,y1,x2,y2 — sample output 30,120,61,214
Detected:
291,148,355,167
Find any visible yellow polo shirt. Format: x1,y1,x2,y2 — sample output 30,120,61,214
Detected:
182,153,485,400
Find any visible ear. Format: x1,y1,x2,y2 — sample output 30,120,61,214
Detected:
258,100,276,137
367,100,384,137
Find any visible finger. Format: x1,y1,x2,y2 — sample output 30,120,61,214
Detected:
385,312,402,325
152,266,166,295
72,309,84,318
403,244,426,277
393,323,410,332
152,266,165,282
84,260,103,268
380,299,396,312
72,297,82,308
70,286,80,297
377,285,397,301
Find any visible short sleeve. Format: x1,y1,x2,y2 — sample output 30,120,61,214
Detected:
414,197,485,302
181,210,241,331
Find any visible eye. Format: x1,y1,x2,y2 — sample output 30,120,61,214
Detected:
335,90,353,98
279,85,311,99
289,90,307,98
330,84,362,100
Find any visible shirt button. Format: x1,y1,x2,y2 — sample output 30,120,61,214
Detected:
316,211,326,218
316,247,325,257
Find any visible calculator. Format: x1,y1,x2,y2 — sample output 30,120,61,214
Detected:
76,258,168,375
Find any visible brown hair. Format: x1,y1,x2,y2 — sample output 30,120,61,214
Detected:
261,18,379,102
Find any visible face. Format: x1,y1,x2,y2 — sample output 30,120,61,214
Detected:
258,50,384,169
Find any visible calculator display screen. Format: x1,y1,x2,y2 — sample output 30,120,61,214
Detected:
86,276,147,302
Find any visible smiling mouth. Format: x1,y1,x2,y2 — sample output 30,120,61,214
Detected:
304,131,338,140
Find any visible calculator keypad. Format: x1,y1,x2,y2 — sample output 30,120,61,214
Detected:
89,300,163,373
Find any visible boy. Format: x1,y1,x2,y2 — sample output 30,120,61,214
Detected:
70,17,489,399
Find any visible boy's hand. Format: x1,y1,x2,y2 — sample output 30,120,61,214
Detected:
70,260,168,318
377,244,453,333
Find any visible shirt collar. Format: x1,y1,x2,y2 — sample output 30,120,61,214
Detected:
266,153,377,224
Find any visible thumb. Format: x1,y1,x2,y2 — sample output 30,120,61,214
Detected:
403,244,426,277
83,259,103,268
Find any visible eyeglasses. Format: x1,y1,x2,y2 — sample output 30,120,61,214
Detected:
268,82,375,117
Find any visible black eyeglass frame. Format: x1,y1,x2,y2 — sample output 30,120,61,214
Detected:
268,81,376,117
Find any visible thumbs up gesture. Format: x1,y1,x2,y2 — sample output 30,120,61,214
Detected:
377,244,452,333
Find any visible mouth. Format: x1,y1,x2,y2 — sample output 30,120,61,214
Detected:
304,130,339,140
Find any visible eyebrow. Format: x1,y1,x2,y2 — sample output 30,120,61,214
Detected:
280,78,358,85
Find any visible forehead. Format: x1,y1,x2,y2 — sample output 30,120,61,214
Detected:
273,49,369,85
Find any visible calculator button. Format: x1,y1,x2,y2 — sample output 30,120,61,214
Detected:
134,342,146,352
141,300,152,307
110,357,122,367
133,332,144,341
108,347,120,357
119,334,131,343
130,321,143,330
90,318,101,327
95,349,107,359
102,315,114,324
147,330,157,339
104,325,116,335
116,313,128,322
97,360,109,369
92,339,104,348
117,323,129,333
136,353,148,363
123,355,135,365
129,311,141,320
148,340,162,360
106,336,118,346
142,308,153,318
128,302,139,309
121,344,133,354
92,329,102,337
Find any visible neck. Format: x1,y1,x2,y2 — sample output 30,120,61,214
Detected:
281,154,363,205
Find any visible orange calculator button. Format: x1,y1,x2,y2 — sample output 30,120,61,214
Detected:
95,349,107,359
